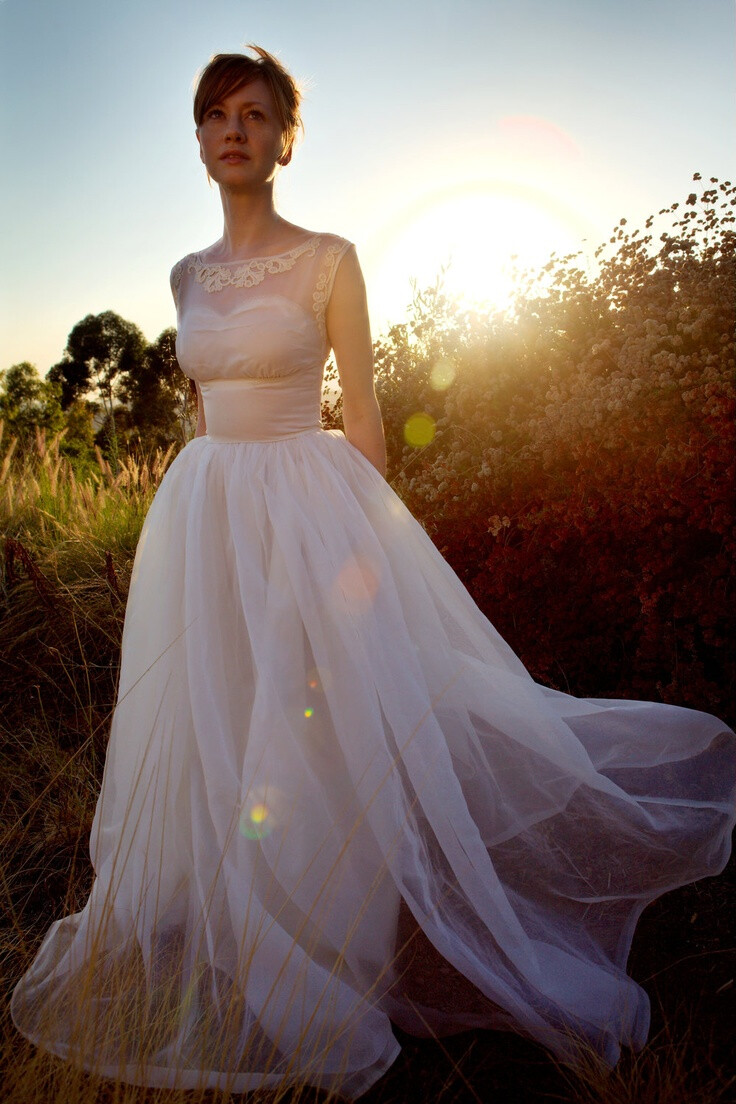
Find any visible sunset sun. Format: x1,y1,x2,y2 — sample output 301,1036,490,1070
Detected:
367,178,602,320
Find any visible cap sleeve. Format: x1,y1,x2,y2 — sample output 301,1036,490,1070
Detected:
312,238,355,343
169,257,187,310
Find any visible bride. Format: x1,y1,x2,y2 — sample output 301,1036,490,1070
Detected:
10,43,736,1101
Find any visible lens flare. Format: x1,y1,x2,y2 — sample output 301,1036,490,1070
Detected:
239,805,272,840
333,553,380,614
404,413,436,447
306,665,333,692
238,784,286,840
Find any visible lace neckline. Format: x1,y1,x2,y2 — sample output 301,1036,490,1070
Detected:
192,234,322,268
186,235,323,294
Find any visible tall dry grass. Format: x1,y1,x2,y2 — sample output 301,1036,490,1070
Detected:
1,420,175,573
1,425,733,1104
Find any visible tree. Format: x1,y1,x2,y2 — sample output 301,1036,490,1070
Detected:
47,355,88,410
60,399,96,465
48,311,147,470
127,328,196,451
0,361,64,444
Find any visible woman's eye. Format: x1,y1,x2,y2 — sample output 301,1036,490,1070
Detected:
205,107,263,121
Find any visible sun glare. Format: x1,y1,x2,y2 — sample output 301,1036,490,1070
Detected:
367,178,602,325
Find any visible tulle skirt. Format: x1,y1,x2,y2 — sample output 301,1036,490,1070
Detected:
10,427,736,1098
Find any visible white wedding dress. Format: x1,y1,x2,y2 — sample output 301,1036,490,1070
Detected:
10,232,736,1099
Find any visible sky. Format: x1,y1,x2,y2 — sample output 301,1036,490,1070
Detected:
0,0,733,376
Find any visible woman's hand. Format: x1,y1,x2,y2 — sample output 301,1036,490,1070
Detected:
326,246,387,478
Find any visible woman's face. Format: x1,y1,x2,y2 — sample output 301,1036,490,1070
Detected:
196,76,291,190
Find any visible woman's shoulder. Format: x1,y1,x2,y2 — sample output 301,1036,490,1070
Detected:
169,250,195,285
314,229,353,248
276,219,350,243
317,231,355,260
273,224,353,259
170,253,191,275
169,252,195,307
275,227,354,263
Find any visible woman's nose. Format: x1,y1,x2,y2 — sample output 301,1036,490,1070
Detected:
225,119,245,141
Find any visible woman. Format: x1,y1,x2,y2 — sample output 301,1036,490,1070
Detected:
11,45,736,1101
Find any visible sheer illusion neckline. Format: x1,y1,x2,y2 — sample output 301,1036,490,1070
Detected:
193,234,322,267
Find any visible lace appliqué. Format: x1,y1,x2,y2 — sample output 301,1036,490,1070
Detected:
313,242,351,344
189,236,321,293
170,259,185,308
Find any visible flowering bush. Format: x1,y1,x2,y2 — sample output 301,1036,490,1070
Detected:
363,175,735,719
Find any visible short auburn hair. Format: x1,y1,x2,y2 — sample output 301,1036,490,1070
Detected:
193,45,303,160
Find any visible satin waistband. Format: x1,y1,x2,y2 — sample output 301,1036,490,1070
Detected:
199,377,322,442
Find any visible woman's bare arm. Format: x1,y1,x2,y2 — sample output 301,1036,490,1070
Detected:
325,247,387,478
193,380,207,438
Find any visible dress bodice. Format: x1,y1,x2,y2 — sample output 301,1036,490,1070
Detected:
170,233,353,442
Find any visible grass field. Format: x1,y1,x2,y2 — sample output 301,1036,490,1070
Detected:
1,427,734,1103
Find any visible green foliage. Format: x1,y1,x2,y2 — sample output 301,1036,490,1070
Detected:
58,399,96,467
0,362,64,446
42,312,197,465
49,310,147,410
47,310,148,473
126,326,196,451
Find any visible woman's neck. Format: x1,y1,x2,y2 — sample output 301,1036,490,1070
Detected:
217,186,292,258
